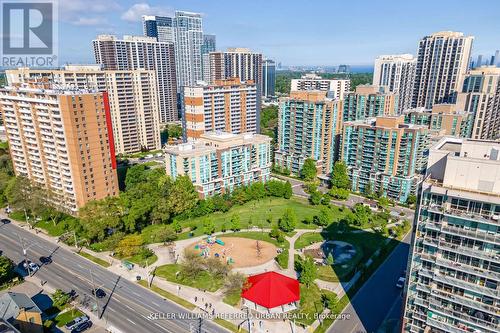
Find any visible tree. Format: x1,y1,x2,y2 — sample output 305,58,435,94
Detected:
265,180,285,197
278,208,297,232
115,235,144,257
52,289,71,308
283,181,293,199
298,256,317,286
378,197,390,209
153,225,177,244
364,182,373,197
321,292,338,311
79,196,124,242
171,220,182,233
328,187,349,200
205,257,230,277
248,182,266,201
203,218,215,235
224,272,249,297
313,208,330,226
300,158,317,181
331,161,350,190
309,190,323,205
0,256,13,283
406,195,417,206
230,215,241,231
5,177,45,225
124,165,149,190
181,249,205,278
167,175,199,215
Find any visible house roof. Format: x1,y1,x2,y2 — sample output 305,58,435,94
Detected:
0,319,20,333
0,292,42,321
241,271,300,309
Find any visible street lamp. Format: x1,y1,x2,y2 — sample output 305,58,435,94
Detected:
15,233,37,276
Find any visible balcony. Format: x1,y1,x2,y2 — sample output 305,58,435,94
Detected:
440,224,498,245
439,241,500,264
431,288,499,317
428,298,499,332
443,208,500,227
426,316,468,333
432,272,499,299
436,257,500,281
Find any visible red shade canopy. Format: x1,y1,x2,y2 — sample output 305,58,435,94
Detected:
241,271,300,309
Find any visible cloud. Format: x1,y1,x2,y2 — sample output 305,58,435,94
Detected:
59,1,120,27
121,3,173,23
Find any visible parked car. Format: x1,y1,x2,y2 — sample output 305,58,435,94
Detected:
26,262,39,272
396,276,406,288
65,315,89,331
71,320,92,333
0,218,10,224
91,288,106,298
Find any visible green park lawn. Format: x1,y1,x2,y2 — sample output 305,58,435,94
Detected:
54,308,84,327
294,226,391,282
173,197,349,240
127,253,158,267
154,264,224,292
292,284,337,326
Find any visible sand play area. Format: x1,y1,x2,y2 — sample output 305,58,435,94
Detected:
188,236,278,268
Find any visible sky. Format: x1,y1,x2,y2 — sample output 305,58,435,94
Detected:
57,0,500,67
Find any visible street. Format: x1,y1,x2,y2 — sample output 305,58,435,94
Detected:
327,232,411,333
0,221,226,333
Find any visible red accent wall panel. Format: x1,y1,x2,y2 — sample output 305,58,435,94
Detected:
102,92,117,170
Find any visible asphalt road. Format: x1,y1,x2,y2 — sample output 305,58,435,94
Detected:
327,232,411,333
0,221,226,333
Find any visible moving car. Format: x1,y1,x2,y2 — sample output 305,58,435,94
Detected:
71,320,92,333
92,288,106,298
65,315,89,331
39,256,52,264
396,276,406,288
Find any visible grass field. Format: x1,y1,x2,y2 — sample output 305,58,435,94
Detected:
127,253,158,267
177,197,322,238
137,280,196,310
78,251,111,268
295,227,390,281
154,264,224,292
54,308,84,327
291,284,338,326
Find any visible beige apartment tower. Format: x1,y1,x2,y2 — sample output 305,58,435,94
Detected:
413,31,474,109
0,84,119,214
457,66,500,140
6,66,161,155
182,78,258,140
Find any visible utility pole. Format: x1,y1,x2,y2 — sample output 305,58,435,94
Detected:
90,269,101,318
15,233,36,277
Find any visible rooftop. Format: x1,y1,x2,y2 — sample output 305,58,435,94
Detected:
0,292,42,322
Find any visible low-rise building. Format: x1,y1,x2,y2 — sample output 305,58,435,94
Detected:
342,116,429,202
275,91,343,175
403,104,473,138
182,78,258,141
0,292,43,333
0,83,119,214
165,132,271,197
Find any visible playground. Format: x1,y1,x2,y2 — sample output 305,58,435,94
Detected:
189,236,277,268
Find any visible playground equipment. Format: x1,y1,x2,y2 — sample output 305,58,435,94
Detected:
215,239,225,246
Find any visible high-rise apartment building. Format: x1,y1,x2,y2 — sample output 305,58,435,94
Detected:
6,66,161,155
457,66,500,140
182,78,258,140
208,48,263,90
403,104,473,138
342,116,429,202
373,54,416,113
275,91,343,175
201,34,216,83
142,15,174,43
173,11,203,88
413,31,474,109
343,85,398,122
165,132,272,197
92,35,177,123
0,84,119,213
262,59,276,98
290,73,350,100
402,137,500,333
